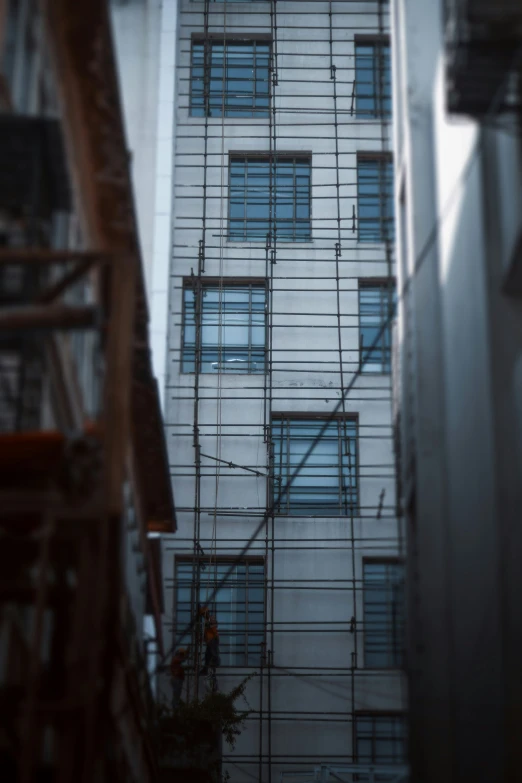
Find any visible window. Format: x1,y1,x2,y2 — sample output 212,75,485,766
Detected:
355,40,391,118
359,283,395,373
357,156,394,243
0,339,43,433
182,282,266,374
363,561,405,668
355,714,407,779
229,157,311,242
272,416,357,516
175,559,265,666
2,0,21,93
19,20,37,112
191,39,270,118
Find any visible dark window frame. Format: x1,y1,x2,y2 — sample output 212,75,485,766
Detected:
174,556,266,668
181,278,268,375
355,711,408,772
362,558,405,670
357,153,394,244
354,36,392,119
358,279,396,374
271,413,359,517
228,155,312,243
190,37,271,119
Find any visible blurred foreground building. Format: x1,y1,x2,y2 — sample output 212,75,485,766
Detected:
392,1,522,782
0,1,175,781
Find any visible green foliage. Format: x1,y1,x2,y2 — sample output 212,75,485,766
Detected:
157,673,256,761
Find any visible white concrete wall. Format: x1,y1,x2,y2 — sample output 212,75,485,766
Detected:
163,2,404,781
393,1,522,780
111,0,179,402
391,1,453,777
111,0,162,293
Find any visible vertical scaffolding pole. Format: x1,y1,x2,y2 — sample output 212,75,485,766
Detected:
329,0,359,760
267,3,279,781
189,0,212,700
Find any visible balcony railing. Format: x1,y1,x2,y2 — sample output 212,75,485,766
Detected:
445,0,522,117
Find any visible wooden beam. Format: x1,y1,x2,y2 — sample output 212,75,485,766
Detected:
0,489,103,520
45,335,83,431
0,304,98,330
38,256,96,303
147,521,173,533
104,255,137,514
0,249,110,266
44,0,141,516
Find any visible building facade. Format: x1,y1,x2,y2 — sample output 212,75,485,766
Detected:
392,1,522,781
162,2,406,782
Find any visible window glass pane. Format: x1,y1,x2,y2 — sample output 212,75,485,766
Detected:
182,289,197,372
229,158,311,242
182,284,267,374
363,562,405,668
355,714,407,781
355,44,376,117
355,41,392,119
175,560,265,666
272,418,357,515
359,283,395,373
358,158,395,243
190,39,270,118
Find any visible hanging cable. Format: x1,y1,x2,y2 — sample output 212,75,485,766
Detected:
204,0,229,675
189,0,211,700
122,9,521,768
158,77,489,678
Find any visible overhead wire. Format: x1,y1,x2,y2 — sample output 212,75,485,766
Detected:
157,68,487,679
115,7,522,763
160,12,521,781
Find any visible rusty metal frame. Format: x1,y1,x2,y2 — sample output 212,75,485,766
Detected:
0,2,175,783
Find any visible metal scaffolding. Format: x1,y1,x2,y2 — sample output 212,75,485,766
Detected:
165,2,406,783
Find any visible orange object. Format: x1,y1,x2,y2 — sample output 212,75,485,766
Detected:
0,422,103,472
203,613,219,643
0,430,65,471
198,606,219,640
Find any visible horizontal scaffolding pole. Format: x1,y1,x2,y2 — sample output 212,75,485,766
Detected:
165,426,392,438
167,544,400,552
165,536,401,545
0,249,110,266
0,304,99,331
